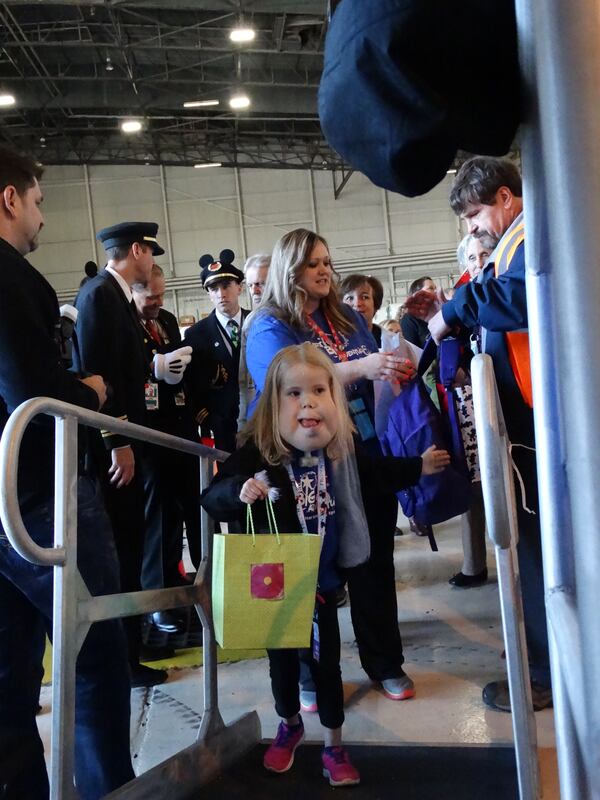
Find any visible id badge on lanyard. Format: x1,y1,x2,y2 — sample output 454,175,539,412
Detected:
348,397,376,442
145,382,159,411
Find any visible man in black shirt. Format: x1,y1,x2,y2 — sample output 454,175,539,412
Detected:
0,147,134,798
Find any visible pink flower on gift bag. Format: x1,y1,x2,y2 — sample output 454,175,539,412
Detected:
250,563,284,600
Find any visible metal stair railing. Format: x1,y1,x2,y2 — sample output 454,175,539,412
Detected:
470,354,540,800
0,396,261,800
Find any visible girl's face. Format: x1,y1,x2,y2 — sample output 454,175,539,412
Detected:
297,241,332,308
278,363,338,452
343,282,376,326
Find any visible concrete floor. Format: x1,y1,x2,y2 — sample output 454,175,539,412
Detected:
38,515,559,797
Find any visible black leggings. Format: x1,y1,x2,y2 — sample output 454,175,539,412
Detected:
267,590,343,730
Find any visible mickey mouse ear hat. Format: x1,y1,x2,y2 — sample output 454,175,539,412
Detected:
199,249,244,289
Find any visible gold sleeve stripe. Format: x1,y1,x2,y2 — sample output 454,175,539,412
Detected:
101,415,128,437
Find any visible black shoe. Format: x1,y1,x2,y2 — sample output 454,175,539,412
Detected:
482,679,553,712
150,610,184,634
335,586,348,607
130,664,168,689
449,568,488,588
394,526,404,536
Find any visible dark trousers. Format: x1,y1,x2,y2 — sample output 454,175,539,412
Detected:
460,481,487,575
512,446,551,688
0,477,134,800
268,591,344,730
346,519,405,682
141,443,201,588
95,447,146,669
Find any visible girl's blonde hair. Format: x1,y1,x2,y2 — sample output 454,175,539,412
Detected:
241,343,355,465
256,228,355,337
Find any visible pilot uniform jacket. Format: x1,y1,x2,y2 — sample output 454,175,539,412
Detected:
184,307,250,453
138,307,201,585
140,307,196,440
74,268,151,668
0,237,99,513
74,269,148,450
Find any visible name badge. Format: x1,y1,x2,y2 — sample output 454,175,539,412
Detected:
348,397,375,442
145,382,159,411
174,389,186,407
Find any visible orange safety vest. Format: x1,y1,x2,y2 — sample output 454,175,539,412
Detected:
493,219,533,408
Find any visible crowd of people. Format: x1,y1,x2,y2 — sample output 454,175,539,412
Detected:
0,145,551,796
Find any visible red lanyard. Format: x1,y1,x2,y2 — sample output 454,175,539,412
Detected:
305,312,348,362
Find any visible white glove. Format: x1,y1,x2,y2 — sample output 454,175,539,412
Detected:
153,346,193,385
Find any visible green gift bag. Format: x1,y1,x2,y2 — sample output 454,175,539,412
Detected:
212,500,321,649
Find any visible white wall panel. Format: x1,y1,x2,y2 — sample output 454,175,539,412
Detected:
240,169,313,257
29,164,461,316
28,165,92,291
313,170,388,261
166,166,241,276
387,174,459,254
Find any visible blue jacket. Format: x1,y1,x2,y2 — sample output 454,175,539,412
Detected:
441,239,534,446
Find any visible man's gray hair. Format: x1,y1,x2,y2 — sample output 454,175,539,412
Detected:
456,234,471,270
243,253,271,274
456,233,496,269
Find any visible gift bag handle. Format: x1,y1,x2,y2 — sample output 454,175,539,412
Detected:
246,498,281,546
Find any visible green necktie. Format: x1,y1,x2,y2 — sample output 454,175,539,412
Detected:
227,319,240,349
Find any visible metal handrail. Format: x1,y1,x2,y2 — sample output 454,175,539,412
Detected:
0,396,227,567
471,354,540,800
0,397,261,800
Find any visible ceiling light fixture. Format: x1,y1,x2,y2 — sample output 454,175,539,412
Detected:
446,168,457,174
229,93,250,110
229,27,256,43
121,119,142,134
0,93,16,108
105,56,114,72
183,99,220,108
194,162,222,169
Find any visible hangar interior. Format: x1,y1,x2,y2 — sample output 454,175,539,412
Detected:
0,1,560,798
1,0,466,316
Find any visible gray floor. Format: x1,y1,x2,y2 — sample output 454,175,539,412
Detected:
37,515,559,797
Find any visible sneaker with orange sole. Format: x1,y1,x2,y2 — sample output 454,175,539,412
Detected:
263,717,305,773
322,746,361,786
381,671,416,700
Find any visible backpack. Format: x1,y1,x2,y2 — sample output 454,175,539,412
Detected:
379,337,472,526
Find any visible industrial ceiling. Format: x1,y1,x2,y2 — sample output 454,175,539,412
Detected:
0,1,343,169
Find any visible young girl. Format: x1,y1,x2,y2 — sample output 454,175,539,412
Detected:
200,343,450,787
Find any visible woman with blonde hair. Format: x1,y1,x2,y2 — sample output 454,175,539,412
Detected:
245,228,419,708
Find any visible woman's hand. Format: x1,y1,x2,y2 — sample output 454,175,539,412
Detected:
362,352,416,384
239,478,270,504
420,445,451,476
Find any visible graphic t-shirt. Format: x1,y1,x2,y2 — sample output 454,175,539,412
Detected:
290,453,340,591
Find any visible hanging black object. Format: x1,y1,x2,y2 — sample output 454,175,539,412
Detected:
319,0,522,197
